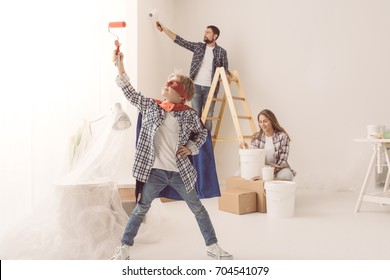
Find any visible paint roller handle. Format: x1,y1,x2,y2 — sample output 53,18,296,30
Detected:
113,51,124,74
114,40,121,66
156,21,163,32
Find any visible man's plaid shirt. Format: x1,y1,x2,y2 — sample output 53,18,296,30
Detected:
174,35,229,93
116,73,208,193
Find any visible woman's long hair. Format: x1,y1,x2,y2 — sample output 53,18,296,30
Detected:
252,109,290,141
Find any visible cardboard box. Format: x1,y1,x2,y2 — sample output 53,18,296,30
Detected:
118,186,135,200
118,186,148,223
226,176,267,213
118,184,176,203
118,187,136,216
218,188,257,215
159,198,177,203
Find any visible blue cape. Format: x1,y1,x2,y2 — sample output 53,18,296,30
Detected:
136,112,220,200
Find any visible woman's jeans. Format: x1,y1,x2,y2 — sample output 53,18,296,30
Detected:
121,169,218,247
276,168,294,181
192,84,217,132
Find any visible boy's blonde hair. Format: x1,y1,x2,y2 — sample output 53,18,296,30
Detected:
168,72,195,101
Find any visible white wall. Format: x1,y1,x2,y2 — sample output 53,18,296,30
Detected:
0,0,137,236
167,0,390,190
137,0,177,99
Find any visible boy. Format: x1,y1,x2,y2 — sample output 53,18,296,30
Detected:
111,52,232,260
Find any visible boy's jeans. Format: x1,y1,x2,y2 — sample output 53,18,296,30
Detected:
121,168,218,247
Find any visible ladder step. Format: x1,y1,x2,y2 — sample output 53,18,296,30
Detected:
206,117,221,121
232,96,245,101
213,137,243,141
237,116,252,120
212,136,253,141
207,116,251,121
206,116,252,121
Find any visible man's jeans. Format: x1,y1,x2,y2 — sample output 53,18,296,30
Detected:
192,84,218,132
121,169,218,247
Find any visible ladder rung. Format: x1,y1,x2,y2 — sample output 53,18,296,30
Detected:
213,137,243,141
206,117,220,121
207,115,251,120
208,116,252,121
232,96,245,101
211,136,253,141
237,116,252,120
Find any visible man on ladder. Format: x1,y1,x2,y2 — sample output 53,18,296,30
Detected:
156,21,230,132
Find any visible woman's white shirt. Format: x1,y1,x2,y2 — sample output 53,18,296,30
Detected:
264,136,275,165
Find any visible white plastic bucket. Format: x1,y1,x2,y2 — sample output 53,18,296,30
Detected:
239,149,265,180
262,166,275,181
264,181,296,218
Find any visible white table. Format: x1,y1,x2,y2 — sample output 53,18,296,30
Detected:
354,138,390,212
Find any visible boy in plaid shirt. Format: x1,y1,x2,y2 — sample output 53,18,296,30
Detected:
111,52,232,260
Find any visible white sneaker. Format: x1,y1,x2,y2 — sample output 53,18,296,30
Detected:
111,244,130,260
207,243,233,260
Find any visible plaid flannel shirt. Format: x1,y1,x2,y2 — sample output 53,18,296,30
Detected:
116,73,208,193
251,131,294,174
174,35,229,93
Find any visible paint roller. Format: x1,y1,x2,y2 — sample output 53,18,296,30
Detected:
108,21,126,66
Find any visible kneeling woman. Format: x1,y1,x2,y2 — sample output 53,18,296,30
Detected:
242,109,296,180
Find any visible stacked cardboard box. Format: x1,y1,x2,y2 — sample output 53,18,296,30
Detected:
226,176,267,213
218,188,257,215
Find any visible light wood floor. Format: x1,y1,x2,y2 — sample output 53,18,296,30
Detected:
127,188,390,260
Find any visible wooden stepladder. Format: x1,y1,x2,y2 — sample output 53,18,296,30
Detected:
201,67,257,148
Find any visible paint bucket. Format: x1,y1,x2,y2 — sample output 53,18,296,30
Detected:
239,149,265,180
264,181,296,218
262,166,275,181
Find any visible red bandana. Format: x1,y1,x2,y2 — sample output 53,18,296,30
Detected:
154,99,192,112
166,80,189,100
154,79,192,112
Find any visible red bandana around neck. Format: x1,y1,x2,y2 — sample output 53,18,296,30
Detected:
154,99,192,112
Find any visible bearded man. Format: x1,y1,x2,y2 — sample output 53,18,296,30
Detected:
157,21,230,132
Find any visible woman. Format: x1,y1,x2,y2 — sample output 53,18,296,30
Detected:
241,109,296,180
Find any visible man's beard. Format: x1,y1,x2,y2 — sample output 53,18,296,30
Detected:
203,37,214,44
